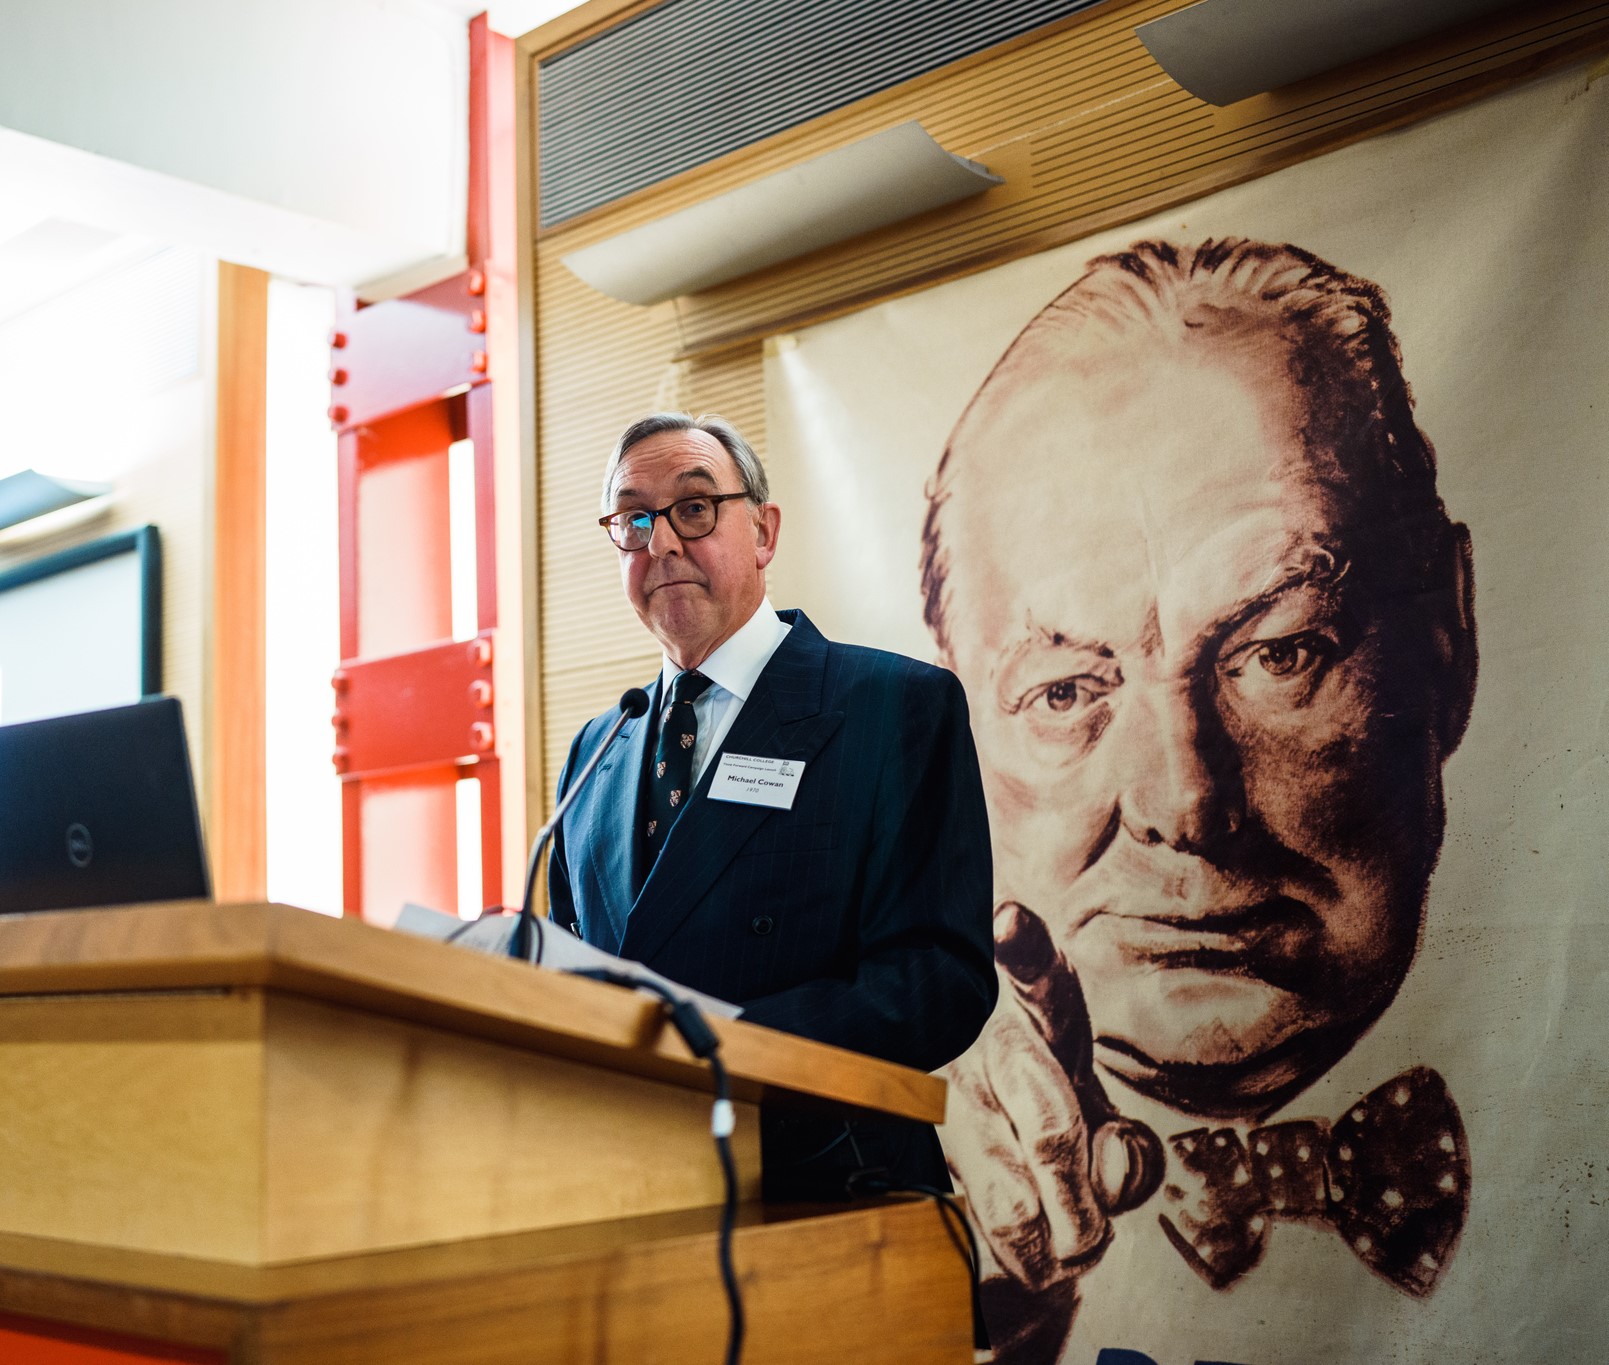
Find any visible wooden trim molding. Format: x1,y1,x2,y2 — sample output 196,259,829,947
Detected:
212,262,270,903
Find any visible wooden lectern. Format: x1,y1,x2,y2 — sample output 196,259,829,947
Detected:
0,903,972,1363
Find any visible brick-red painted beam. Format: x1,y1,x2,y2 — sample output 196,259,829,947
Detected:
476,755,503,913
341,779,363,919
466,380,497,634
329,273,486,431
467,16,515,270
0,1312,225,1363
336,430,361,663
328,15,514,919
333,633,495,781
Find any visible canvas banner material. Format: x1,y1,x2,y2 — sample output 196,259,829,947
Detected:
762,64,1608,1365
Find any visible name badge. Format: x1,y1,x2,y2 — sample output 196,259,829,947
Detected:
708,753,804,809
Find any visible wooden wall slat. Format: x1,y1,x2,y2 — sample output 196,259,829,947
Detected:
519,0,1609,818
533,245,677,798
575,3,1607,357
540,656,659,799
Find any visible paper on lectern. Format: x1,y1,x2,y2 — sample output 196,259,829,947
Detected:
395,902,743,1020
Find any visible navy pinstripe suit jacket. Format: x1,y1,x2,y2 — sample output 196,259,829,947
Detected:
547,609,997,1081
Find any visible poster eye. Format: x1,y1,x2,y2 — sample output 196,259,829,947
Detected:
1027,673,1115,718
1254,633,1332,678
1220,631,1337,705
1043,678,1092,711
1256,638,1308,676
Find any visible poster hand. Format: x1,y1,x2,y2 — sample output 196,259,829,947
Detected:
946,901,1163,1294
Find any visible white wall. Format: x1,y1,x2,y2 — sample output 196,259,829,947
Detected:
0,0,469,296
0,246,214,807
265,278,343,915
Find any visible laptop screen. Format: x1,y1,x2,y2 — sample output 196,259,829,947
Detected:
0,696,211,914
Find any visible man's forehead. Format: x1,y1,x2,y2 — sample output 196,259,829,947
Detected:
612,428,735,500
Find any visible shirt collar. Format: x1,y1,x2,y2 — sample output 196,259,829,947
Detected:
659,598,790,702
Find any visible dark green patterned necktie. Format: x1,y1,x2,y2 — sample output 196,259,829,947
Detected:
642,670,713,869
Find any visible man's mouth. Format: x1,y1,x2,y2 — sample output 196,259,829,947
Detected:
1091,896,1309,967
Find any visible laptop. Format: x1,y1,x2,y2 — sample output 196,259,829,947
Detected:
0,696,211,914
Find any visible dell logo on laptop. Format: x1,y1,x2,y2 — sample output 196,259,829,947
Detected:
65,823,93,869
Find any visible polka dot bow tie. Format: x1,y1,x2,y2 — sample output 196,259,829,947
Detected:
1157,1067,1469,1297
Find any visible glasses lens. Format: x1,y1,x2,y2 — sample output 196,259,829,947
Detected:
609,512,651,549
668,496,718,540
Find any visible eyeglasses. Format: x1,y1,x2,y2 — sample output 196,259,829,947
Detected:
599,492,751,551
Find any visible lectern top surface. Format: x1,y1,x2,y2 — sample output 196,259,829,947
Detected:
0,901,945,1123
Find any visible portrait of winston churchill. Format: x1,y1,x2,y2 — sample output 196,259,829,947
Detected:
921,238,1478,1356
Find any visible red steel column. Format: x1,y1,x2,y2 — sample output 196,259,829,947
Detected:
329,15,514,921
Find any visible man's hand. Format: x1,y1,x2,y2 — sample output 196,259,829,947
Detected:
944,902,1163,1356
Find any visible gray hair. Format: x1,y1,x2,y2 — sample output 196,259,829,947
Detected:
921,237,1455,655
601,411,770,512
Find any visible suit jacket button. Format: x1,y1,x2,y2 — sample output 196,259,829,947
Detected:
750,915,774,936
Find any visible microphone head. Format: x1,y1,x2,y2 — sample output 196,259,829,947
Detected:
619,687,651,718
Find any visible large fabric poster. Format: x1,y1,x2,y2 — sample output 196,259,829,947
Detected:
762,66,1608,1365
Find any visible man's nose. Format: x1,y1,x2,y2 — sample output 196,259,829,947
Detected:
645,511,683,557
1114,679,1243,852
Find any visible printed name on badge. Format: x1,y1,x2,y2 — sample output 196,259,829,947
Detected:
708,753,805,809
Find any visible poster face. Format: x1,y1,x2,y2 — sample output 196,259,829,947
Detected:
763,65,1609,1365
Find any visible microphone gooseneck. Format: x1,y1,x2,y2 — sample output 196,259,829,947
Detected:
509,687,650,961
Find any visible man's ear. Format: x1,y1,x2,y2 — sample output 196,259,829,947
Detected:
1433,522,1478,760
754,501,781,569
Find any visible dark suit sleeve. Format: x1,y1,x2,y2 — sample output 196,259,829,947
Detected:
737,667,997,1074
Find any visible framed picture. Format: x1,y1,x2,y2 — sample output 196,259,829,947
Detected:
0,525,161,725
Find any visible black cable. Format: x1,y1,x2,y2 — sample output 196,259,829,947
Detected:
851,1178,983,1349
705,1050,744,1365
444,906,543,964
443,910,521,947
570,968,743,1365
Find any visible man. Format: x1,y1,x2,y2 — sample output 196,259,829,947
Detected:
919,239,1478,1356
547,411,997,1195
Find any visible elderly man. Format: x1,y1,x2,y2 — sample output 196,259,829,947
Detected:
547,411,996,1196
920,239,1478,1356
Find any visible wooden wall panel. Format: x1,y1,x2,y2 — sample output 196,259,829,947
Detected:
532,279,773,796
519,0,1609,820
533,256,672,795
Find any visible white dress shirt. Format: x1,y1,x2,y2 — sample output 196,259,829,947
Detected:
656,598,792,787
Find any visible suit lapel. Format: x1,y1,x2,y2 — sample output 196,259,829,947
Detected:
620,612,843,967
571,675,658,954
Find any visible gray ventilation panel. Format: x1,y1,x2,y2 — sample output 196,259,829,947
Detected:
539,0,1109,228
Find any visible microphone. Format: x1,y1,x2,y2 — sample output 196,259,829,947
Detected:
509,687,650,962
